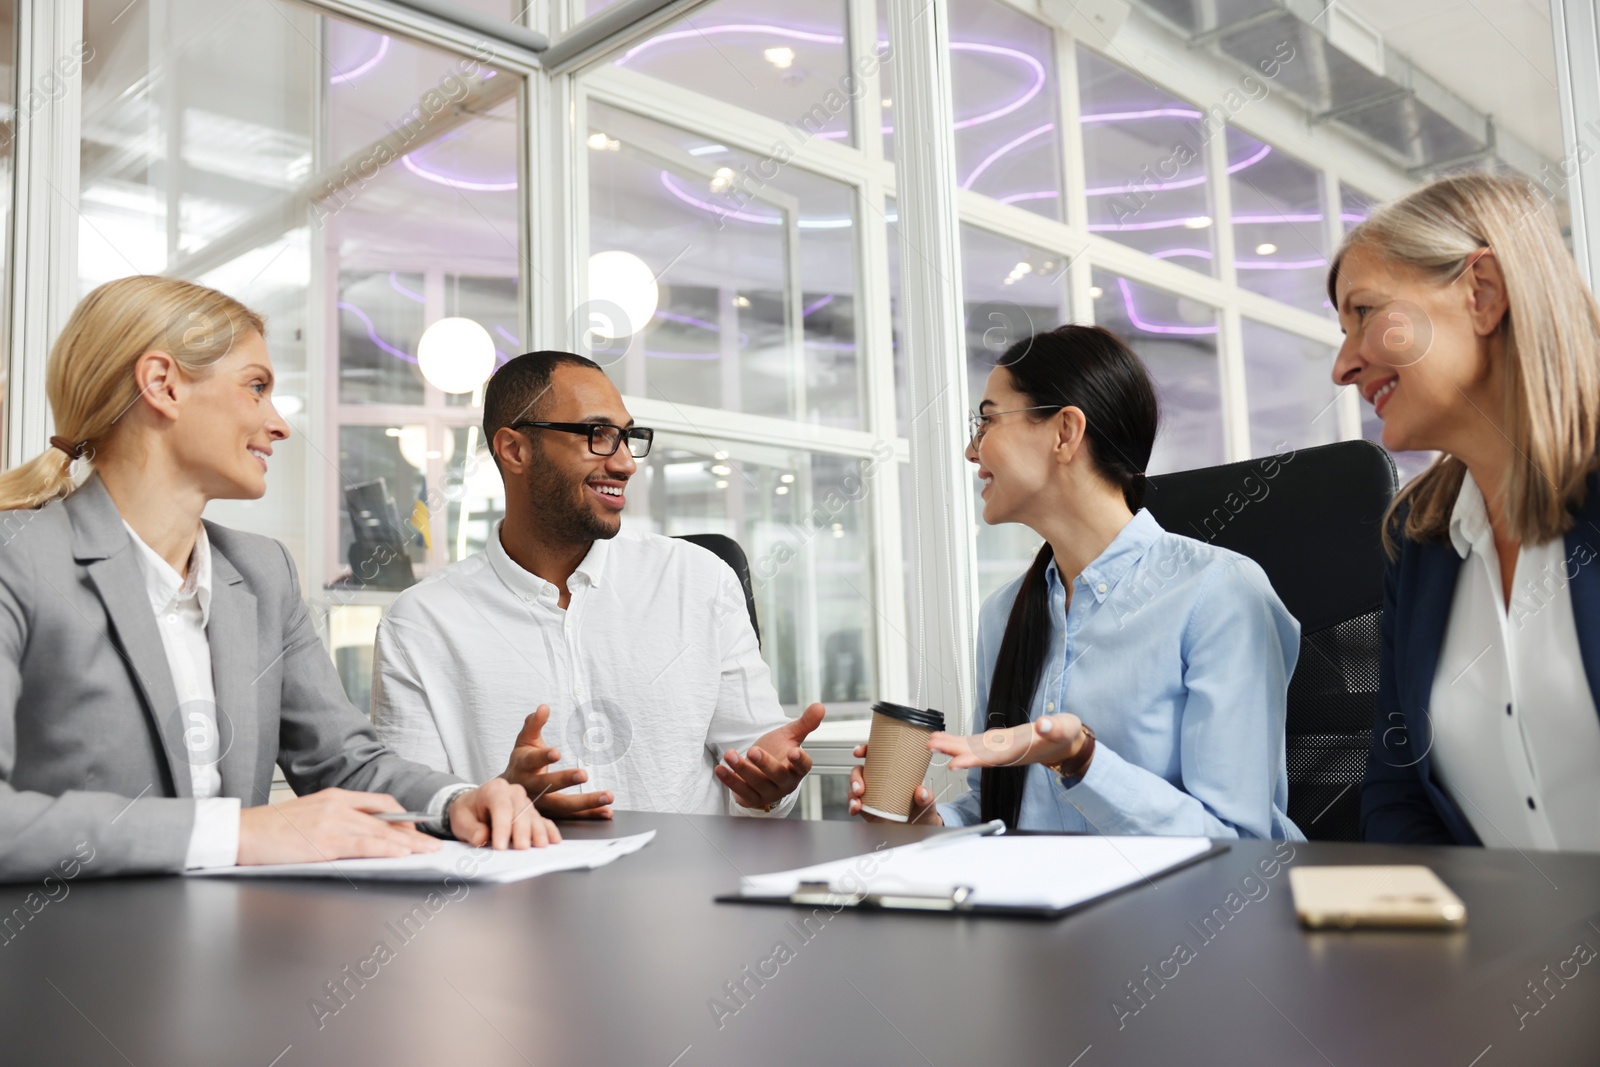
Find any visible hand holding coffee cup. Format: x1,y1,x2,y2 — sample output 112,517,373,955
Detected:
847,702,945,824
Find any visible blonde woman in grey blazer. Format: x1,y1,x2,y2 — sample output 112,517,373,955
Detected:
0,277,557,883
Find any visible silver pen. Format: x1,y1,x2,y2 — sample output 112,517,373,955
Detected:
372,811,435,823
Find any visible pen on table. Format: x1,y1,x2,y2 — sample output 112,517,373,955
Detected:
372,812,435,823
915,818,1006,849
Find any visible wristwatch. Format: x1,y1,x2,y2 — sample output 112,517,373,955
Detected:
1050,724,1096,783
436,784,476,839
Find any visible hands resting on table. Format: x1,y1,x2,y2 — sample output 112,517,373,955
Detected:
237,781,561,867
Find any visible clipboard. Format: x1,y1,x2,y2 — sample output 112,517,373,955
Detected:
716,832,1230,919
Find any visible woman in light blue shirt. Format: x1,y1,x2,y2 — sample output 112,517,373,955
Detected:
849,325,1302,839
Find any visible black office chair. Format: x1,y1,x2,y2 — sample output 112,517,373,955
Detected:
1142,440,1397,841
675,533,761,647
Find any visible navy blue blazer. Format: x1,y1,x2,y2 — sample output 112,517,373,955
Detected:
1362,471,1600,844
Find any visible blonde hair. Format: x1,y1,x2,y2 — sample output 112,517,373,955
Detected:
1326,172,1600,556
0,276,266,511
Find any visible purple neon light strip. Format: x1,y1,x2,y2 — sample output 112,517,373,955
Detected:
802,294,834,316
618,27,1045,133
961,123,1053,189
339,301,417,362
388,272,425,304
330,34,390,85
495,324,521,348
1115,278,1215,336
402,154,517,192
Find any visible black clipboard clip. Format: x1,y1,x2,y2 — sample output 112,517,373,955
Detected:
790,880,978,912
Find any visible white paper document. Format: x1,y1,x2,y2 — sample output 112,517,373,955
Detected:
737,835,1214,912
187,831,655,883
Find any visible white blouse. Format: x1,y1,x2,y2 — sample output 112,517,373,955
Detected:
1429,472,1600,851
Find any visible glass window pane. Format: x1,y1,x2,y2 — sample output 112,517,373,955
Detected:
1341,183,1377,233
621,433,879,717
1079,47,1215,274
1090,269,1223,472
1228,128,1327,313
611,0,855,146
585,102,862,428
444,425,505,563
948,1,1061,220
1241,320,1339,456
80,0,318,566
339,270,426,405
962,226,1068,603
336,425,431,584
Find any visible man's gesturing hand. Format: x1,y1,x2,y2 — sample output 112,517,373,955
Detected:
714,702,825,811
501,705,615,819
447,778,561,850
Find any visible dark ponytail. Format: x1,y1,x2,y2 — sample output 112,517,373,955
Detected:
978,325,1160,828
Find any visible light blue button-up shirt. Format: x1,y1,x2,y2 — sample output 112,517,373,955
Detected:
937,510,1304,840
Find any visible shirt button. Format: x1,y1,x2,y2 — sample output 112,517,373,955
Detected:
1527,797,1537,810
1096,583,1107,593
1045,702,1055,713
1506,704,1513,716
573,685,584,697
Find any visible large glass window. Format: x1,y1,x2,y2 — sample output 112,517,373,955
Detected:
1079,47,1215,273
608,0,855,145
1228,129,1327,314
1241,320,1339,457
586,101,862,427
1090,268,1223,472
962,225,1067,602
948,0,1061,219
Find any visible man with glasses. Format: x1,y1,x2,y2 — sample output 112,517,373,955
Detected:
371,350,823,820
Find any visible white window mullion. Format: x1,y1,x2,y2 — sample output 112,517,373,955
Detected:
7,1,84,469
886,0,977,717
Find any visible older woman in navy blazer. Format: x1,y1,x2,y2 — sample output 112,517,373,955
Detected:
1331,173,1600,848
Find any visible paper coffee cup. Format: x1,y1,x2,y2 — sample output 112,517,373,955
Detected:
861,701,946,822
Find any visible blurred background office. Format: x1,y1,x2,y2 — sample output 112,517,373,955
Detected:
0,0,1583,816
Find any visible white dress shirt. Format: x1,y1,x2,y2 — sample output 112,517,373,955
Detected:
372,524,796,817
1429,472,1600,851
122,522,240,868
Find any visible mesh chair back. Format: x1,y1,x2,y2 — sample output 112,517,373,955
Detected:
675,533,761,647
1142,440,1396,840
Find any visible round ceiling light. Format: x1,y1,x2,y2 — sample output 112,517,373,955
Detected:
417,317,497,394
588,250,660,340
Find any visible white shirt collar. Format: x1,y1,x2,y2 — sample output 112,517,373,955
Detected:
486,520,612,603
122,520,213,624
1448,470,1495,561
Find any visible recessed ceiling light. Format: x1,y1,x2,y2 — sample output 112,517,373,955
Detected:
713,450,729,460
1088,286,1104,299
733,295,750,308
710,166,735,193
881,98,892,108
715,479,729,489
1183,216,1213,229
775,485,790,495
586,132,609,150
764,46,796,70
711,463,732,476
780,473,795,483
688,144,729,156
1255,242,1278,255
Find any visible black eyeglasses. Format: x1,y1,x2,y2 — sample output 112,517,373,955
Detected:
512,421,654,458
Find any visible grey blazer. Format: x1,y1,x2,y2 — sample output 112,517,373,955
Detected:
0,475,462,882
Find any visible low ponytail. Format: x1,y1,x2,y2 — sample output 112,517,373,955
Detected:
0,276,265,512
976,325,1159,828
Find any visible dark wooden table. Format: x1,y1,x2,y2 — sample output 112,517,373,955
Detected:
1,812,1597,1066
